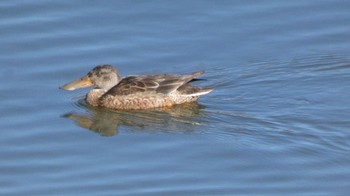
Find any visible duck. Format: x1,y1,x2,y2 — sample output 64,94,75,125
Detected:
60,65,213,110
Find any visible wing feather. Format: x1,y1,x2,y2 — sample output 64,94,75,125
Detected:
104,71,204,96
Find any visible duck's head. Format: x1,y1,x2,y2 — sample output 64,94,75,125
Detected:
60,65,121,91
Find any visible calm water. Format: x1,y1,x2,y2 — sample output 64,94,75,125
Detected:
1,0,350,195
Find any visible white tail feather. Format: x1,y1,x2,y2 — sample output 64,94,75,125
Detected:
183,88,213,97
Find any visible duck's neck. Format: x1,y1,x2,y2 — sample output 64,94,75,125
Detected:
94,73,121,91
87,75,121,106
102,76,121,91
86,89,106,106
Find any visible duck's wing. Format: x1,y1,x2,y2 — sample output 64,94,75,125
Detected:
105,71,204,96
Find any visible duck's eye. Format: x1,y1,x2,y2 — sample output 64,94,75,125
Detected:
95,72,101,77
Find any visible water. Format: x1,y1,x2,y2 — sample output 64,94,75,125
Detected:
1,0,350,195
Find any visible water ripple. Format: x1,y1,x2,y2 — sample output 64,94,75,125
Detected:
2,0,350,195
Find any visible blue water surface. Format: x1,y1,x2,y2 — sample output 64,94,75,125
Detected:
1,0,350,195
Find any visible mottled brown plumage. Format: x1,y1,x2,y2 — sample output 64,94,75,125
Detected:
60,65,212,110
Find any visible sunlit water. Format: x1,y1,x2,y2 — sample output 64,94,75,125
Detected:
1,0,350,195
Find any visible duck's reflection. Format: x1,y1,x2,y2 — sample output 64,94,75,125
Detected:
62,101,206,136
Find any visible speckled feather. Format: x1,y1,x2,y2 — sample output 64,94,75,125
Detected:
97,71,211,109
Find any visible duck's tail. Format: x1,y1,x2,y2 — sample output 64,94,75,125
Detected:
177,84,213,97
176,71,213,97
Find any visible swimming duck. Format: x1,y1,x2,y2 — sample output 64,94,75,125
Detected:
60,65,213,110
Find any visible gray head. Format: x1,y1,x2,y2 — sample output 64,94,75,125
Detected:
87,65,121,90
60,64,122,91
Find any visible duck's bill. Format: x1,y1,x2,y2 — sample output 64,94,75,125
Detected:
59,76,93,91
